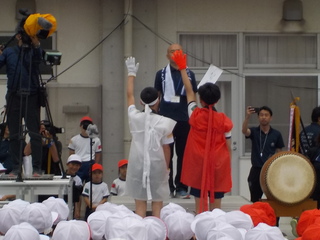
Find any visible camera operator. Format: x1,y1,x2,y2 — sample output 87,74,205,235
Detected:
0,20,43,176
24,121,61,175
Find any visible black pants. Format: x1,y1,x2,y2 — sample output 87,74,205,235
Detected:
168,121,190,193
7,93,42,173
248,166,280,226
247,166,263,203
312,161,320,208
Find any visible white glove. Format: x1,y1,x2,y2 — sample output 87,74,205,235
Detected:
125,57,139,77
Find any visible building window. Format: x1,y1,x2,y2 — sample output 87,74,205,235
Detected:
180,34,237,69
244,34,317,68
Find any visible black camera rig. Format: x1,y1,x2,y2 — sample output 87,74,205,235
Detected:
41,120,64,136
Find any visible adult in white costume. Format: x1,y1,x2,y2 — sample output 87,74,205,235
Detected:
125,57,176,218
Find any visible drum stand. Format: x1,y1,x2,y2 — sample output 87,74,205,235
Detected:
261,199,317,217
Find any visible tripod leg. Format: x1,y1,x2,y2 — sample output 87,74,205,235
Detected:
6,94,23,176
25,94,42,175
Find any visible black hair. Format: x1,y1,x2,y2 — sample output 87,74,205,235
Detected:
198,83,220,105
140,87,158,105
80,120,92,130
258,106,273,116
311,106,320,123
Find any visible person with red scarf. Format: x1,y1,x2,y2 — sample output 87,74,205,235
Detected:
171,50,233,213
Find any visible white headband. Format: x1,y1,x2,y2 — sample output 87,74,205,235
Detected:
140,97,159,106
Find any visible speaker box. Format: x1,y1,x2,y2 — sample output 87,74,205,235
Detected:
283,0,303,21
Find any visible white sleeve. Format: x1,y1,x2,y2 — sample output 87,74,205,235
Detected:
161,134,174,145
128,104,137,114
68,136,76,150
94,137,102,153
103,183,110,197
110,181,118,195
82,182,90,197
187,101,197,117
225,131,232,139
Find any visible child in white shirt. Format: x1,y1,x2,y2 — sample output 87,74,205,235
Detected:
110,159,128,196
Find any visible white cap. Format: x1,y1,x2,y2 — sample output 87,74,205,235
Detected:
95,201,119,212
211,208,227,218
96,203,135,217
238,228,248,239
4,199,30,215
105,214,146,240
164,211,195,240
225,210,254,231
143,216,167,240
3,222,49,240
191,211,226,240
20,202,58,234
42,197,70,224
160,202,186,221
0,207,21,234
52,220,91,240
87,210,113,240
245,222,284,240
5,199,30,213
67,154,82,164
206,222,243,240
191,211,220,233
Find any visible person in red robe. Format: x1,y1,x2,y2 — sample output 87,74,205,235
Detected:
171,50,233,213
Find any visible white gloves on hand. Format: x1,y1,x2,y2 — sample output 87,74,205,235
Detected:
125,57,139,77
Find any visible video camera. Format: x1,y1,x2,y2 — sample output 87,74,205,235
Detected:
41,120,64,136
18,9,57,40
16,10,62,66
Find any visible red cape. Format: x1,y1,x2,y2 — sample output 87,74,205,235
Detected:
181,107,233,211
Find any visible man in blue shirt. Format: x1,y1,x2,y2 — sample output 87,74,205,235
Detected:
154,43,198,198
0,20,43,176
242,106,285,202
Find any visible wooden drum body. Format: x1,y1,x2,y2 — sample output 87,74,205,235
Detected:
260,151,316,205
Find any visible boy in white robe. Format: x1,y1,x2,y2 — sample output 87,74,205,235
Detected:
125,57,176,218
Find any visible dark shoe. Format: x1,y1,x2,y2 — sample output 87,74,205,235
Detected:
170,191,175,198
175,190,190,199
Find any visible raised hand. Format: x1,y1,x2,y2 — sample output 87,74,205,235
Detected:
125,57,140,77
171,49,187,70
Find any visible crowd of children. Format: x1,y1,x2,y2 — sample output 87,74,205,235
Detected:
4,196,319,239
